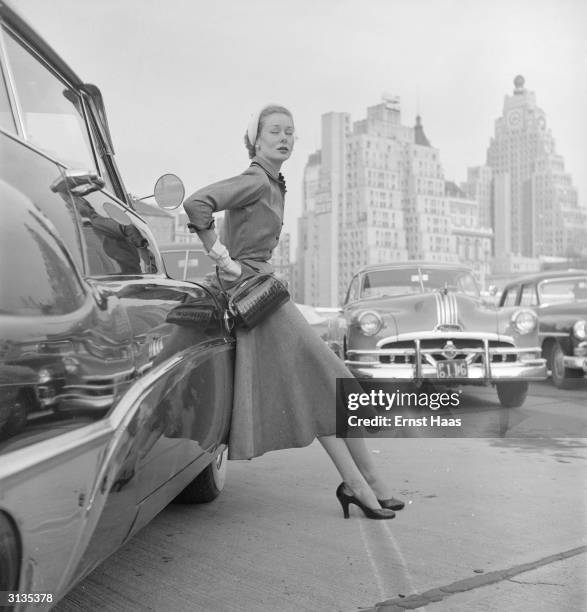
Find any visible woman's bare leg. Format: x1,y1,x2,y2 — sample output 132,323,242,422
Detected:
343,437,394,499
318,435,380,508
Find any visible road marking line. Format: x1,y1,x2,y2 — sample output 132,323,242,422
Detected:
367,545,587,611
358,519,387,598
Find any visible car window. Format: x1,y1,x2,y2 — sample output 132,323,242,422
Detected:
3,30,97,171
361,267,479,298
161,249,187,280
520,284,538,306
456,273,480,298
538,277,587,304
186,249,214,280
0,181,86,316
74,192,159,276
0,63,16,133
501,287,519,307
345,275,360,304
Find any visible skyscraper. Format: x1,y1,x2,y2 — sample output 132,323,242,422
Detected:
296,97,492,305
486,75,585,260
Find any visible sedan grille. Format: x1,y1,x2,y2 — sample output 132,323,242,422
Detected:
378,337,518,366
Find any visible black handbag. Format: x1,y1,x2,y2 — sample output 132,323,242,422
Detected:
215,263,290,330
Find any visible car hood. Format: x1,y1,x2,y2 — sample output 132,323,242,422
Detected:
354,291,499,334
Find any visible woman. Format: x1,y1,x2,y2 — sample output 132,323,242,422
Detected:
183,104,404,519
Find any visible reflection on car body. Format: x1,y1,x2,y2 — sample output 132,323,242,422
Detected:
0,3,234,608
499,270,587,388
325,262,547,408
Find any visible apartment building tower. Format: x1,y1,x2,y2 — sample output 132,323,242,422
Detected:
296,96,492,306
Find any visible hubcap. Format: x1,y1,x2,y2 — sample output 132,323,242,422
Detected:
553,346,565,380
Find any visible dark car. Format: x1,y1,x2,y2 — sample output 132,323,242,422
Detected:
0,3,234,607
325,262,547,408
499,270,587,388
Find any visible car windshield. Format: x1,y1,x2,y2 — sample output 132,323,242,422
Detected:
538,276,587,304
360,267,480,299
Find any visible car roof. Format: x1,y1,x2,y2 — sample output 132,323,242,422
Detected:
356,261,473,275
502,269,587,289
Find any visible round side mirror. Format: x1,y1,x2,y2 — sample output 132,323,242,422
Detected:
154,173,185,210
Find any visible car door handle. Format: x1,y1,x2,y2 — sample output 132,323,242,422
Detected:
50,168,105,196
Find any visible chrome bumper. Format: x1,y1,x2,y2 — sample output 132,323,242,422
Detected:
347,360,547,381
346,332,547,381
563,355,587,373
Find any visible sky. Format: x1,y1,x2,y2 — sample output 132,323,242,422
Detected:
13,0,587,252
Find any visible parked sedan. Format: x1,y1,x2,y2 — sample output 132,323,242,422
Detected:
325,262,547,408
0,4,233,608
499,270,587,388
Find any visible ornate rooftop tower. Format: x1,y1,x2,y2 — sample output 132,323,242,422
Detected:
486,76,585,258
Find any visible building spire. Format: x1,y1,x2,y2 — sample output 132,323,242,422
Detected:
414,115,431,146
513,74,526,95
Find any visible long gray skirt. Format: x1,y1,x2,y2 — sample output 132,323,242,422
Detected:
228,299,353,460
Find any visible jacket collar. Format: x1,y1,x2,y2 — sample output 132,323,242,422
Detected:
251,156,287,194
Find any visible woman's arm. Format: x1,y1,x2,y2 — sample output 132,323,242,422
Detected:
183,167,268,278
183,167,268,234
193,227,217,252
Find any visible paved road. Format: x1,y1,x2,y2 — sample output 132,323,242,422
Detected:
55,381,587,612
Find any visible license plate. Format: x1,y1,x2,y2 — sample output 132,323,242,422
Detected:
437,360,468,379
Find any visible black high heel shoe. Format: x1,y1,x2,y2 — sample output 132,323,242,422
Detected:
377,496,405,511
336,483,395,520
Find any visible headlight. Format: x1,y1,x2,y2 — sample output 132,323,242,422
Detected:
511,309,537,335
357,310,383,336
573,320,587,340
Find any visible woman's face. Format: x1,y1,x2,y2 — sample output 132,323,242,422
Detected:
256,112,295,167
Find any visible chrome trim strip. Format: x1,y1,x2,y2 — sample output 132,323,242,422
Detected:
346,360,547,381
0,25,24,136
0,420,112,482
415,337,421,378
376,331,514,346
348,346,539,356
81,367,136,381
434,293,442,326
183,249,190,281
538,331,568,338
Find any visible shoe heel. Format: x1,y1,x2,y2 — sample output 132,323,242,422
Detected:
335,482,350,518
340,498,350,519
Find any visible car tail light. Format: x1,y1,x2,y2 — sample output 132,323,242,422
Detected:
358,311,383,336
511,309,537,335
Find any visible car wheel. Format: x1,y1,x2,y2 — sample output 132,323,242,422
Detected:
174,447,228,504
496,381,529,408
550,342,581,389
0,513,20,594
